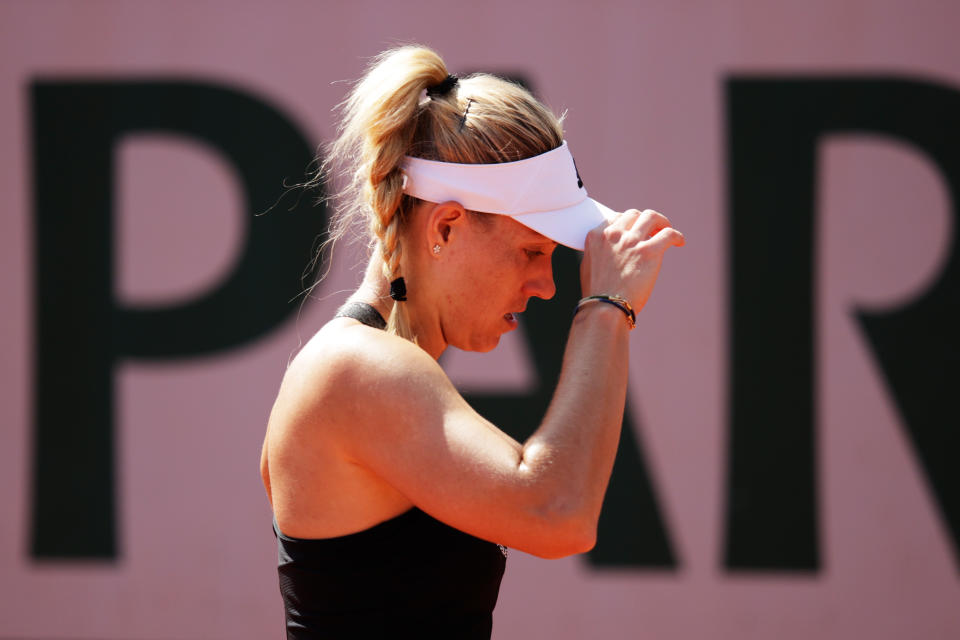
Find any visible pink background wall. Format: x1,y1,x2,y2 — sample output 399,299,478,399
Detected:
2,1,959,637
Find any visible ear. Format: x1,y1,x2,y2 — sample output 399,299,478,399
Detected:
425,200,468,250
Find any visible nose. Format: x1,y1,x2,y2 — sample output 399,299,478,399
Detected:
524,257,556,301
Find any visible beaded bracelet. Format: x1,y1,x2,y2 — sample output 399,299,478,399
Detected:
573,294,636,329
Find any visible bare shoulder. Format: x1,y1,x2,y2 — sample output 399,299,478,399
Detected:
263,318,464,535
269,319,462,444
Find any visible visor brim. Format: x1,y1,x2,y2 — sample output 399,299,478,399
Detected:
509,198,618,251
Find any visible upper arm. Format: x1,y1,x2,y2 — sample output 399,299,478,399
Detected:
315,333,589,557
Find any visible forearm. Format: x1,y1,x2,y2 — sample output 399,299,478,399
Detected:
520,301,632,529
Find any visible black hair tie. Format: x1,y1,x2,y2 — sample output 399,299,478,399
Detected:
389,277,407,301
426,74,458,98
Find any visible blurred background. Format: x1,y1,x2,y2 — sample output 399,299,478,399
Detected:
2,0,959,638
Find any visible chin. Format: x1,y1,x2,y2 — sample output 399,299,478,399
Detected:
459,333,502,353
472,339,501,353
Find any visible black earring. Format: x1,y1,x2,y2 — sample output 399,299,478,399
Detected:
389,277,407,302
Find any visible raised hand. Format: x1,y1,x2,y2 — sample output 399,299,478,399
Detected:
580,209,685,314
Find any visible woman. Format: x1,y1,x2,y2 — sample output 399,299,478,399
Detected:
260,46,684,638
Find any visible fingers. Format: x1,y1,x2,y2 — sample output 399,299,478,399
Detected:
596,208,684,251
631,209,673,239
645,225,686,251
606,209,672,236
586,209,635,249
603,209,640,235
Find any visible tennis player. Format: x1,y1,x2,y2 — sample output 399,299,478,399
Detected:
260,45,685,638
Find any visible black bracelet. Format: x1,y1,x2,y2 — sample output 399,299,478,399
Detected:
573,294,636,329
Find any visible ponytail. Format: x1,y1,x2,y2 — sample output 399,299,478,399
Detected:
324,46,448,339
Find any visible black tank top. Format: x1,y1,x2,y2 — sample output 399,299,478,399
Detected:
273,302,507,639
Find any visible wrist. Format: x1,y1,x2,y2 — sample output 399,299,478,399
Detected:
573,294,636,330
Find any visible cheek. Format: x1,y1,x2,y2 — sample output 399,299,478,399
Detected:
444,221,526,315
477,252,522,299
444,255,513,322
440,255,490,316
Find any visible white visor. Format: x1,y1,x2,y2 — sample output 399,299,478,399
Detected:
401,141,615,250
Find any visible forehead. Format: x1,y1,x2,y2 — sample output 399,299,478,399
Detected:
488,213,557,246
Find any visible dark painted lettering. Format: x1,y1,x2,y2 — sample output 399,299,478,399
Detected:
31,80,323,559
725,77,960,571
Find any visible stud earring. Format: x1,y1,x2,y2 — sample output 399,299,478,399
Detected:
432,244,441,255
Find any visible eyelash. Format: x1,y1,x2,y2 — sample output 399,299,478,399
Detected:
525,249,545,258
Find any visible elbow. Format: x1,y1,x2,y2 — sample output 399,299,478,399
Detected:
532,521,596,559
537,534,595,560
573,523,598,555
552,518,597,558
511,448,599,558
524,500,598,559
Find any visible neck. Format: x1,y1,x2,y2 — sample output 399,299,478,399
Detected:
348,253,392,323
403,284,448,360
351,252,448,360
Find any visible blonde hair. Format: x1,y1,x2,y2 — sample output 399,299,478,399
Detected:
322,45,564,339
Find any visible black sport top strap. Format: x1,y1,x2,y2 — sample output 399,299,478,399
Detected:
334,301,386,330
